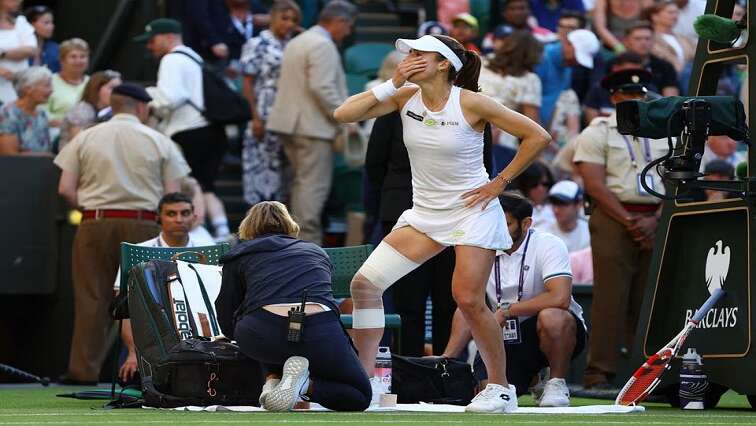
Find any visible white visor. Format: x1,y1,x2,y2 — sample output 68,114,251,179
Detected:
395,35,464,72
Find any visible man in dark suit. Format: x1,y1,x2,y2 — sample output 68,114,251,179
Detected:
175,0,269,67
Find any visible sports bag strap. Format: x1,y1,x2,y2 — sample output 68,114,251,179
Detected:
165,51,206,114
167,50,204,67
187,263,221,336
166,274,201,339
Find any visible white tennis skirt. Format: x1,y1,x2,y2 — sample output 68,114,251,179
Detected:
392,201,512,251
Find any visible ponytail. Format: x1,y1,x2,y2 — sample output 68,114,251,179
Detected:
454,50,482,92
432,35,482,92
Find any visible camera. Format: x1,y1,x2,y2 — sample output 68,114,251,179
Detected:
616,96,748,140
615,96,749,200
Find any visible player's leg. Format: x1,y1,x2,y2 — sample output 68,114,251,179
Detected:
453,245,517,413
350,226,444,375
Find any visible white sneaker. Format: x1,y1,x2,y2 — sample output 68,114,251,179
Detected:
262,356,310,411
531,367,550,403
465,383,518,413
369,376,384,406
538,378,570,407
258,377,280,407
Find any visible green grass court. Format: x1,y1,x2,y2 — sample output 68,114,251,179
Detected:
2,386,756,425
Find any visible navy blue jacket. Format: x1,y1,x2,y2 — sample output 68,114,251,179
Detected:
180,0,268,60
215,234,339,339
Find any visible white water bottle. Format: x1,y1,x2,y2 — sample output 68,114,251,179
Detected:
679,347,707,410
375,346,392,394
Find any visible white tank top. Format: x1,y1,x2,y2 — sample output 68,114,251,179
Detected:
400,85,489,211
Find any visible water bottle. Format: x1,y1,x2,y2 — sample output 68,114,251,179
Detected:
375,346,392,395
679,347,708,409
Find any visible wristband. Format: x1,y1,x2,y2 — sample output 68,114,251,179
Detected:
371,79,398,102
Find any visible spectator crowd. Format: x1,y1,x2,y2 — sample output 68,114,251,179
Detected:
1,0,749,402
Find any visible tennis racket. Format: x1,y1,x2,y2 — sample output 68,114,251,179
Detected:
615,288,725,406
0,363,50,386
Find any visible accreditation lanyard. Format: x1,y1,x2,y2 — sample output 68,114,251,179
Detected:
232,14,254,40
494,229,533,308
621,135,652,170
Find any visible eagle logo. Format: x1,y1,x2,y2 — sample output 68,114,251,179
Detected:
705,240,730,295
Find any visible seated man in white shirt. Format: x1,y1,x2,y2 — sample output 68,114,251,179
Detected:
442,192,587,407
115,192,202,383
544,180,591,253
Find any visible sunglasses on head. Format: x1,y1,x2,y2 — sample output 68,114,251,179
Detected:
26,5,51,16
103,70,121,80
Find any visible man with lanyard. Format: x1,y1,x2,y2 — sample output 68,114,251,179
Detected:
55,83,191,385
573,68,668,390
442,193,586,407
113,192,201,384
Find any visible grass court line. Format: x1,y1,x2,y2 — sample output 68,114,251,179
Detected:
0,421,752,425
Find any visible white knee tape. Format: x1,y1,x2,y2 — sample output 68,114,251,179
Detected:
357,241,421,290
353,308,385,329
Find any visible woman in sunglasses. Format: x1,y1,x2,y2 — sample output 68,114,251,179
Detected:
512,161,556,229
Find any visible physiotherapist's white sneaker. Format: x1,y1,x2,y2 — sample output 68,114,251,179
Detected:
262,356,310,411
465,383,518,413
538,378,570,407
259,377,280,407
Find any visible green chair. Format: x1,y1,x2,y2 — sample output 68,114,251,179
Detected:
119,242,230,296
331,153,364,213
346,73,370,96
324,245,402,351
344,43,394,78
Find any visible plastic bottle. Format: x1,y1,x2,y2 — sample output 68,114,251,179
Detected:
375,346,392,395
679,347,708,409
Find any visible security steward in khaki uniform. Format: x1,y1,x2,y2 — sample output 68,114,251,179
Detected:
54,83,191,385
573,69,668,389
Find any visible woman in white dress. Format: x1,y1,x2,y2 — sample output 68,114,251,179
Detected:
334,35,551,413
0,0,37,104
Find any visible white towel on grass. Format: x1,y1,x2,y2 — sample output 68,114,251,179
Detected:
164,403,645,414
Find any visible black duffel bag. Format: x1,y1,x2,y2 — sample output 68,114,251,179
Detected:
142,338,263,408
391,355,477,405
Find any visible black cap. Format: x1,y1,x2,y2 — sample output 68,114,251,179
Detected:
601,68,652,94
112,83,152,103
493,24,515,39
417,20,447,37
704,159,735,177
133,18,182,42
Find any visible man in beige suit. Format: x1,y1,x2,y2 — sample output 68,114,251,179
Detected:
267,0,358,245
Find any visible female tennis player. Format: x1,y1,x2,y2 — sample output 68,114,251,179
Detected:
334,34,551,413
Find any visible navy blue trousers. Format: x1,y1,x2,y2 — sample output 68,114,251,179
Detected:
235,309,371,411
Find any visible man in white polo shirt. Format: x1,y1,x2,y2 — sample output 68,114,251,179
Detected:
544,180,591,253
442,192,586,407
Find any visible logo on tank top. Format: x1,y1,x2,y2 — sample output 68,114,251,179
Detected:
406,110,424,122
407,109,459,127
422,117,459,127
